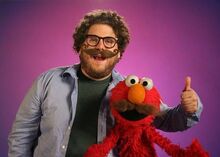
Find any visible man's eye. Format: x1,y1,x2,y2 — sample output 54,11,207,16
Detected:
90,38,98,42
105,38,114,44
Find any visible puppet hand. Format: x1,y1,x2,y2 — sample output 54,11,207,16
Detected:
185,139,209,157
181,77,198,114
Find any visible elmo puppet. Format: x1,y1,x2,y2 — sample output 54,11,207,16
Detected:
84,75,209,157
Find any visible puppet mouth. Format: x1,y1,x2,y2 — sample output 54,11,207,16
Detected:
112,100,160,121
120,110,147,121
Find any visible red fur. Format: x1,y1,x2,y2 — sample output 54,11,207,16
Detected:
84,79,209,157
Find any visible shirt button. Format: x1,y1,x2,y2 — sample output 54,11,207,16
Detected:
68,126,71,130
62,145,66,149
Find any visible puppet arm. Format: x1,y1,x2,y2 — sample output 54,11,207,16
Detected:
144,126,209,157
84,125,120,157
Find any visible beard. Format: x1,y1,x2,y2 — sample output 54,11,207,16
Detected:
79,49,120,79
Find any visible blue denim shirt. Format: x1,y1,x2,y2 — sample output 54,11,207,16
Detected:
8,64,203,157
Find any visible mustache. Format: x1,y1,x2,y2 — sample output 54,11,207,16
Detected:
82,48,120,58
112,99,162,117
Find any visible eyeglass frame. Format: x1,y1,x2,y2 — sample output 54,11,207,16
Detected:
85,34,118,49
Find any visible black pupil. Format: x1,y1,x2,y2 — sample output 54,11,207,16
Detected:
142,81,148,86
130,79,136,84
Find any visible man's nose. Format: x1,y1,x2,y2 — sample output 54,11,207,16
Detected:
96,39,105,50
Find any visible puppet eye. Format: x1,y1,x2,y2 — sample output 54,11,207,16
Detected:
140,77,153,90
125,75,139,87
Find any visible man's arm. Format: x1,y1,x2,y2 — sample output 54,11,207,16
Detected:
153,97,203,131
8,77,43,157
153,76,203,131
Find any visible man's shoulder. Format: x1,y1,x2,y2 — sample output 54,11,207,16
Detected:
41,65,71,76
111,70,125,86
37,65,78,82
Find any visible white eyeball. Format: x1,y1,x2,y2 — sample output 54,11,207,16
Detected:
125,75,139,87
140,77,153,90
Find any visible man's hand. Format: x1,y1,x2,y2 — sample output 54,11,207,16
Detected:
181,76,198,114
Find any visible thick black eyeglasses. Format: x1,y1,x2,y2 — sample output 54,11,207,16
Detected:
85,35,118,49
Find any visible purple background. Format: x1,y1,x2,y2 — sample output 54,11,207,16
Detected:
1,0,220,156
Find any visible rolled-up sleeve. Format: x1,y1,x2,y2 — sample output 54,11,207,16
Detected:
8,76,44,157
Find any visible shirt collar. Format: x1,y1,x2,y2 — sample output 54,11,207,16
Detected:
61,63,124,84
61,64,80,79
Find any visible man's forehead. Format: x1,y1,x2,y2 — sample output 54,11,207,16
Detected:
87,24,116,37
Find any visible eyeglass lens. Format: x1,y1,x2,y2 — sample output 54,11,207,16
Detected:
86,35,117,48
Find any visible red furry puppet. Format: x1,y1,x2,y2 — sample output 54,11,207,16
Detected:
84,75,209,157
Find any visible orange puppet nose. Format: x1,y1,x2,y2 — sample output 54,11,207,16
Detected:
128,84,145,105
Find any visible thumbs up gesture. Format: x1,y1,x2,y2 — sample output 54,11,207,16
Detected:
181,77,198,114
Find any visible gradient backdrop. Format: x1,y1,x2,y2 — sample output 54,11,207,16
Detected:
1,0,220,156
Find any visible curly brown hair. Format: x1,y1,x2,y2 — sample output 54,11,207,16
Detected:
73,9,130,55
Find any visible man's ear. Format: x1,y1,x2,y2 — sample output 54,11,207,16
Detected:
79,47,84,55
118,52,121,59
114,49,121,59
79,44,87,55
117,52,121,59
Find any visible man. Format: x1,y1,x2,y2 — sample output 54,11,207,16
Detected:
8,9,202,157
